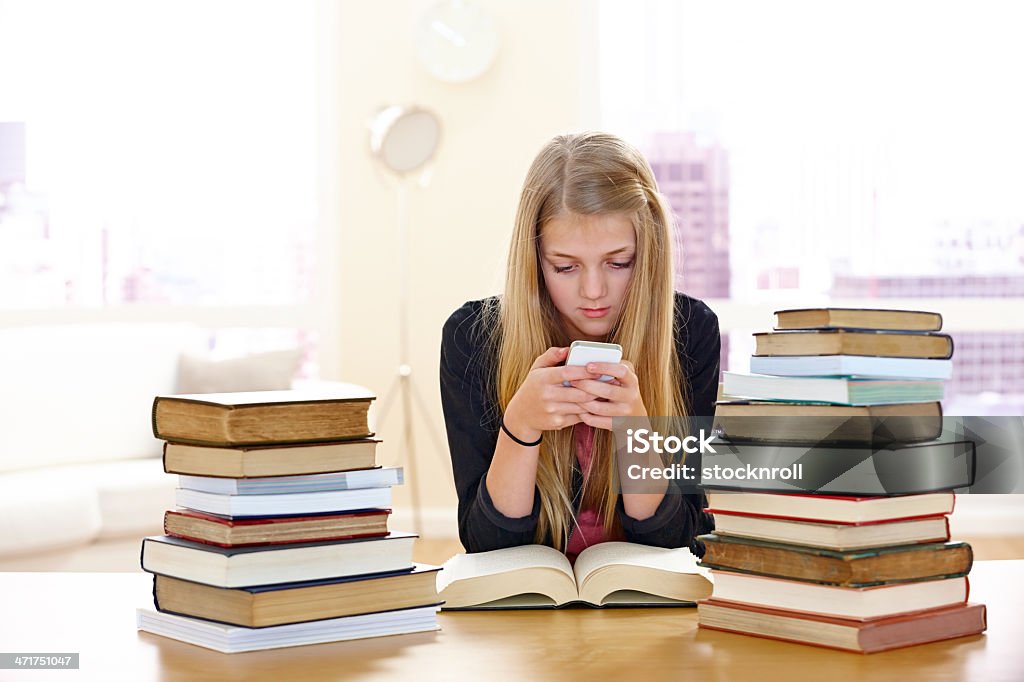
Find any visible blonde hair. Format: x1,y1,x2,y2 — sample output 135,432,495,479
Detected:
489,132,688,550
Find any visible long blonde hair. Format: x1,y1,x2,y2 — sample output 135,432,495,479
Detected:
489,132,688,550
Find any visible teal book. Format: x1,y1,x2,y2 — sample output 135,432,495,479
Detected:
721,372,944,405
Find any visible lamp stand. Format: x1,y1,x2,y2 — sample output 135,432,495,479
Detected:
375,181,452,536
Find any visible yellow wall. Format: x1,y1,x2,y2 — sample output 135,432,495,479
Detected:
326,1,597,532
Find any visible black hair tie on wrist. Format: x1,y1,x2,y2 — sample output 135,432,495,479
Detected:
501,417,543,447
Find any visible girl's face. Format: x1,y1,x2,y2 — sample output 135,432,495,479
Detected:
539,212,636,342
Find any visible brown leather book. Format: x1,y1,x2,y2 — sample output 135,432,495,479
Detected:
753,329,954,359
152,388,374,446
699,534,972,586
774,308,943,332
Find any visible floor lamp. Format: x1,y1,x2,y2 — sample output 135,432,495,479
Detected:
368,106,449,535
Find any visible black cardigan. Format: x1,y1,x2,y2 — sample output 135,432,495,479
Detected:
439,292,720,556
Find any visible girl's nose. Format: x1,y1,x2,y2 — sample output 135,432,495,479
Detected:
580,269,607,302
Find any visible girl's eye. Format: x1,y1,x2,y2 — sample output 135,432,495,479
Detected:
609,260,634,269
553,264,576,274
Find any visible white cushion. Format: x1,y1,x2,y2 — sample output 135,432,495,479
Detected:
56,459,176,539
0,471,102,556
175,349,303,394
0,323,203,472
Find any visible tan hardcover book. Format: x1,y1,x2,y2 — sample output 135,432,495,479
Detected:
699,534,972,586
774,308,943,332
152,388,374,446
162,439,379,478
713,401,943,443
437,542,712,609
698,600,986,653
753,330,954,359
152,565,440,627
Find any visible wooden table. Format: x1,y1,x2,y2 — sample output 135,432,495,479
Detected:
1,561,1021,681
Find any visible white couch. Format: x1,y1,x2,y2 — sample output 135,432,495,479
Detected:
0,324,206,557
0,323,314,558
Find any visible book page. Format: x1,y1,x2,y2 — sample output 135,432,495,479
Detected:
437,544,574,594
462,593,559,609
573,542,708,589
598,590,689,606
165,385,374,405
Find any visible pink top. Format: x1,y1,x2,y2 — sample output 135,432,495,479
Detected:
565,424,610,564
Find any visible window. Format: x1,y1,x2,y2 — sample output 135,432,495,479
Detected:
0,1,322,367
0,1,316,308
599,0,1024,411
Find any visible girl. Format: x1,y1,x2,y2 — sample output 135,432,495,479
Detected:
440,132,720,562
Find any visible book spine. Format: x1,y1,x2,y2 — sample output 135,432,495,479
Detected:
705,509,951,527
697,622,864,653
166,531,392,549
151,397,162,439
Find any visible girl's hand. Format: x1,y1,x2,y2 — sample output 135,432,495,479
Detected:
503,347,600,442
571,360,647,430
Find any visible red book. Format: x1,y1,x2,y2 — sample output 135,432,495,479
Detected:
699,599,986,653
163,509,390,548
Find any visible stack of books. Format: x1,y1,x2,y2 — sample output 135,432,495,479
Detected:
698,308,987,653
135,388,441,653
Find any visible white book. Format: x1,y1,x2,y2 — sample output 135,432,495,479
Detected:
437,542,712,609
175,486,392,517
722,372,944,405
705,491,956,524
141,533,416,588
710,571,968,620
136,605,439,653
749,355,953,380
178,467,404,495
712,512,949,551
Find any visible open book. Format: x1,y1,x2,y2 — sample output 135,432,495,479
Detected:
437,542,713,609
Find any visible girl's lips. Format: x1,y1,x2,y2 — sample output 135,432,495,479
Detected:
581,307,610,318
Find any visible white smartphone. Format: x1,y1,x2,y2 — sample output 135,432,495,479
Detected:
563,340,623,386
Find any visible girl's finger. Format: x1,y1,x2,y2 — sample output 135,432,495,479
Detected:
585,362,636,386
547,386,597,403
571,379,628,402
580,412,613,431
551,365,601,384
544,402,590,416
580,399,628,417
549,413,584,429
